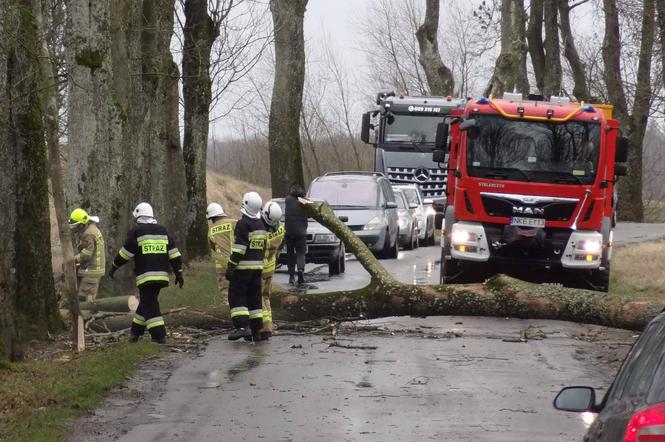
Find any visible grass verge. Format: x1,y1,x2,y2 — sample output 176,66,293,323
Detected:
610,240,665,301
0,342,161,442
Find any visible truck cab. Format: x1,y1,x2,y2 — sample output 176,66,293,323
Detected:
436,93,628,291
361,92,467,242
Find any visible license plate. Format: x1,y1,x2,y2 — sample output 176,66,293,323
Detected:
510,217,545,228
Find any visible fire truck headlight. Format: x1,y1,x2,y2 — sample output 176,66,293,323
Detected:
579,239,601,253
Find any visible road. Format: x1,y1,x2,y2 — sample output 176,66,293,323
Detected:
67,223,665,441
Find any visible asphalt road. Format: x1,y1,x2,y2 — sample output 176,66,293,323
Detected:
67,222,665,441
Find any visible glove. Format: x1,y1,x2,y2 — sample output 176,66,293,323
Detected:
225,266,236,282
175,271,184,288
109,266,117,279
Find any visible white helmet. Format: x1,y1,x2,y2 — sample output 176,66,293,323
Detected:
133,202,154,219
240,192,262,219
206,202,226,219
262,201,282,227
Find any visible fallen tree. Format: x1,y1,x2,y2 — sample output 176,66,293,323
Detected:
86,199,664,332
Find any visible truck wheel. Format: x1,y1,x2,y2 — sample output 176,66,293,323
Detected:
587,268,610,292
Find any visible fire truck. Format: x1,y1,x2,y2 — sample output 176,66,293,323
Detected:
434,93,628,291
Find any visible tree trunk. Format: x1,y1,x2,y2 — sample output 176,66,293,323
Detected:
182,0,218,259
268,0,307,198
527,0,546,93
33,0,81,345
512,0,529,95
415,0,455,96
558,0,589,101
658,0,665,88
66,0,187,293
542,0,562,96
0,0,63,362
485,0,516,97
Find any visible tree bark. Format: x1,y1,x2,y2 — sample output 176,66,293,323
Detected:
182,0,219,259
66,0,187,293
415,0,455,96
268,0,307,198
512,0,529,95
485,0,517,97
1,0,63,361
542,0,562,96
658,0,665,88
33,0,81,345
558,0,589,101
527,0,546,93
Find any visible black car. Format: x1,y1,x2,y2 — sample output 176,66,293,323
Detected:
554,312,665,441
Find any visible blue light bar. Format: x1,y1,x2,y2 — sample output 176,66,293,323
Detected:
583,104,595,112
476,97,489,104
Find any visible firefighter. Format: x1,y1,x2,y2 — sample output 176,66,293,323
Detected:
259,201,284,340
207,202,236,304
226,192,267,341
69,208,105,302
109,202,184,344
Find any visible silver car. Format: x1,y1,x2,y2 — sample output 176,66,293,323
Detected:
307,172,400,259
394,188,419,250
393,184,436,245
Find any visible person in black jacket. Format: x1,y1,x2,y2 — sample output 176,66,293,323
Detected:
284,184,308,285
109,202,184,344
226,191,268,341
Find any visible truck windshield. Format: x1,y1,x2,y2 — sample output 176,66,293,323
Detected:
308,180,378,208
466,115,601,185
383,114,443,146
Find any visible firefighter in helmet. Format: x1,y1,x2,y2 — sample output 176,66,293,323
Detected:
207,202,236,304
226,192,267,341
69,208,105,302
259,201,284,340
109,202,184,344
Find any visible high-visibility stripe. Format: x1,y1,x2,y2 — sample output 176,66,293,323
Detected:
231,307,249,318
168,248,181,259
119,247,134,260
249,309,263,319
137,234,168,243
146,317,165,329
136,271,169,286
80,248,93,257
262,311,272,322
133,315,146,326
231,244,247,254
237,264,264,270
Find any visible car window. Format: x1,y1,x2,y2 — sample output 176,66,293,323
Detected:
395,191,407,209
608,321,665,402
309,179,378,207
382,180,396,203
647,353,665,404
402,188,421,206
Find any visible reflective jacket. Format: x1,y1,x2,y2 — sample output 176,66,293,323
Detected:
76,223,105,278
112,223,182,287
208,217,236,271
229,215,267,271
263,223,285,276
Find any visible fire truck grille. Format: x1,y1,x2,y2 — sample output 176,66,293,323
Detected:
386,167,447,198
480,195,577,222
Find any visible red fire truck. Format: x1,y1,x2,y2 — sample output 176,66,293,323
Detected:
434,93,628,291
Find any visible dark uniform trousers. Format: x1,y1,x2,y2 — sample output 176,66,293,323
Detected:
286,235,307,275
131,284,166,340
228,269,263,332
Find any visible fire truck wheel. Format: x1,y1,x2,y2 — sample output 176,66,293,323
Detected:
588,268,610,292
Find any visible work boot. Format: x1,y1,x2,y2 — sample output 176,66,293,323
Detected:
128,333,140,343
297,271,305,285
260,331,272,341
228,328,251,341
152,337,167,345
288,274,295,285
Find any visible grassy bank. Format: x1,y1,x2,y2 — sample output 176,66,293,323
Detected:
610,241,665,301
0,342,160,442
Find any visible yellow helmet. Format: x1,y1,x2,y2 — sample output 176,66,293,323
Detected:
68,208,90,228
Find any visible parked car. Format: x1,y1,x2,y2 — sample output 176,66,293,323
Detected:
392,184,436,245
272,198,346,275
554,311,665,441
394,188,418,250
307,172,399,259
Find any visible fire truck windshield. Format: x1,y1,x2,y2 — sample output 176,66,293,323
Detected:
383,114,442,147
466,115,601,185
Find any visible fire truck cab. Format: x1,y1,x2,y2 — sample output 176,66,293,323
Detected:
434,93,628,291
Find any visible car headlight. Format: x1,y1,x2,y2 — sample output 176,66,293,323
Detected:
398,218,409,229
363,216,386,231
452,229,477,243
578,239,601,253
314,233,337,243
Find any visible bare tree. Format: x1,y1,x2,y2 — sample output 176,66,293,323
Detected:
558,0,590,100
542,0,562,95
485,0,519,96
527,0,546,93
416,0,455,95
268,0,307,197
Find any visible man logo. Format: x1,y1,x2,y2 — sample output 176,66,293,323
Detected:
413,167,430,183
512,206,545,216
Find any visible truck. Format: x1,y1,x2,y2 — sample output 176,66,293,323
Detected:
360,92,467,244
434,93,628,292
